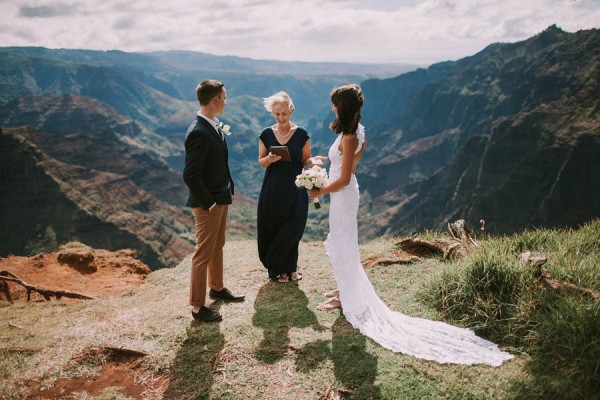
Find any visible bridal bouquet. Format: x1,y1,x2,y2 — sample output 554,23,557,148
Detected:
295,166,328,209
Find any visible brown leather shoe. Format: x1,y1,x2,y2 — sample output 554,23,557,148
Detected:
209,287,245,302
192,306,222,322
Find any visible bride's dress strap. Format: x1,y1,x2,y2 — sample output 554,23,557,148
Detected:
355,123,366,154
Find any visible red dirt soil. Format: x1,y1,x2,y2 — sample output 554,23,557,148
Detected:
1,244,169,399
25,348,169,400
0,243,150,302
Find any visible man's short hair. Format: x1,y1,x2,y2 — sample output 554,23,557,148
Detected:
196,80,225,106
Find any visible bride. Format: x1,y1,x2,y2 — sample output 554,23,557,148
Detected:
309,84,513,366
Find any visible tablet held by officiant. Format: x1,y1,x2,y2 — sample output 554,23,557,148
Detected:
270,146,291,162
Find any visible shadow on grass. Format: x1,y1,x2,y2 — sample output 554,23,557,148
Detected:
164,303,225,400
507,354,600,400
292,314,382,399
252,282,381,398
252,281,324,363
330,315,382,399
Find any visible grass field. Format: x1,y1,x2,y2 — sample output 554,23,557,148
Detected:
1,220,598,399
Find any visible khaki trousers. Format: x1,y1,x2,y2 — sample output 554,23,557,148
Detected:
189,205,228,307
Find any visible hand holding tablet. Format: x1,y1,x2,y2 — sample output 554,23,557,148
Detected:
269,146,291,162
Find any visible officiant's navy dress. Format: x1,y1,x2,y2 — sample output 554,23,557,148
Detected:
257,127,309,279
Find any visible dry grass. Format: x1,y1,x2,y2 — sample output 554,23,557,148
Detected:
1,238,527,399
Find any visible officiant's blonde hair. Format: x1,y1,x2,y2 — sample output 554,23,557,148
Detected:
263,91,295,113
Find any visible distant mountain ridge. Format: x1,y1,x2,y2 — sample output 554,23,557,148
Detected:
358,25,600,235
0,45,411,187
0,46,414,124
1,26,598,263
1,47,401,261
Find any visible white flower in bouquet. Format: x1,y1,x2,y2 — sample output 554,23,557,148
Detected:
295,166,328,209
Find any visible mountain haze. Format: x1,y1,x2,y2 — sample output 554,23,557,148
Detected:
1,26,598,265
0,48,405,263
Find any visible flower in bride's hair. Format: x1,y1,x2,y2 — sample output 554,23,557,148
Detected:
219,122,232,135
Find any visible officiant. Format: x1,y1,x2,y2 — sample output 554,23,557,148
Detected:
256,91,326,283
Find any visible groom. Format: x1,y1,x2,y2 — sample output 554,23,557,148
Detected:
183,79,244,323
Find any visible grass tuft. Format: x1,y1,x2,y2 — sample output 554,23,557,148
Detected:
421,219,600,399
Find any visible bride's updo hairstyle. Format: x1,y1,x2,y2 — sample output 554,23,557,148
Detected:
330,83,364,135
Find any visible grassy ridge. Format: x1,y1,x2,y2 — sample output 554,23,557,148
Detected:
421,219,600,399
1,221,598,399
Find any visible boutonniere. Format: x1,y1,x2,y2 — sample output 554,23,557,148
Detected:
219,122,232,136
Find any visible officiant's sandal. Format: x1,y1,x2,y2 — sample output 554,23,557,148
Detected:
317,296,341,311
290,272,302,281
277,274,289,283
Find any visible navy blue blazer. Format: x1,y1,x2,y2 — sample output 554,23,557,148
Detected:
183,116,234,209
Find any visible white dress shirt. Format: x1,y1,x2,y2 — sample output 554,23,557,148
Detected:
197,111,222,139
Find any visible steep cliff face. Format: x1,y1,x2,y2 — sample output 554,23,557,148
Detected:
362,84,600,236
0,93,189,206
359,26,598,198
0,127,194,269
357,26,600,235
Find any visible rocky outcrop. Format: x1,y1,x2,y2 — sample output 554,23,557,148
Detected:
0,242,152,302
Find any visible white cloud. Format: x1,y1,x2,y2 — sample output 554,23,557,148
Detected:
18,3,77,18
0,0,598,65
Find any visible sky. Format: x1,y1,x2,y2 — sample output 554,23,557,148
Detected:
1,0,599,66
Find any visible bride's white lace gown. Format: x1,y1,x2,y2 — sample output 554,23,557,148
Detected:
324,125,513,366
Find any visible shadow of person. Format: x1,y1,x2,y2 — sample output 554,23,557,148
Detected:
163,303,225,400
252,281,324,364
331,314,382,399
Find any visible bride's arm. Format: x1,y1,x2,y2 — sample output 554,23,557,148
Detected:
314,134,358,196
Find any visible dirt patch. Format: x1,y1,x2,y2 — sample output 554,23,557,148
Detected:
25,347,169,399
0,243,151,302
1,244,167,398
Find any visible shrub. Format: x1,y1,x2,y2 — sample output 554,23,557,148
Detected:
421,219,600,398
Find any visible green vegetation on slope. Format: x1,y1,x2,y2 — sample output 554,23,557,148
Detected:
421,218,600,399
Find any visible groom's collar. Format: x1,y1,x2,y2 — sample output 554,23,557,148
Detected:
197,111,220,133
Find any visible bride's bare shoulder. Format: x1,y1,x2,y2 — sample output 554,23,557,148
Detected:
341,133,359,145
